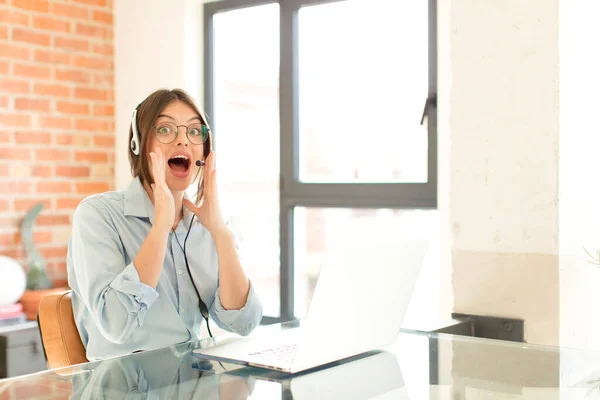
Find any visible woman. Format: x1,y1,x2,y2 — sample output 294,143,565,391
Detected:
67,88,262,361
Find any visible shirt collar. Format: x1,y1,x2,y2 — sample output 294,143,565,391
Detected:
123,176,196,228
123,176,155,221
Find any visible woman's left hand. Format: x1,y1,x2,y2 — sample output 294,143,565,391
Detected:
183,151,229,236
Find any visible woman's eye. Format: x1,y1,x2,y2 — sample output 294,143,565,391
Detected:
157,126,171,134
189,128,201,136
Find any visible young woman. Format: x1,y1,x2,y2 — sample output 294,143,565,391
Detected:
67,88,262,361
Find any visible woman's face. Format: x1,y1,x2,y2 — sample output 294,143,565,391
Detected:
146,100,207,192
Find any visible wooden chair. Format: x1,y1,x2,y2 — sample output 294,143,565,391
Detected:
37,290,88,371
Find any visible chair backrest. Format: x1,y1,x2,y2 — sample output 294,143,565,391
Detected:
37,290,88,371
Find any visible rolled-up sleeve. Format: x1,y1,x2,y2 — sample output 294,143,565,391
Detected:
210,281,262,336
71,200,159,344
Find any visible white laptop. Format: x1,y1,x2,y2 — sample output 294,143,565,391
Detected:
194,239,429,374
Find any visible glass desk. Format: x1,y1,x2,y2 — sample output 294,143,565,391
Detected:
1,321,600,399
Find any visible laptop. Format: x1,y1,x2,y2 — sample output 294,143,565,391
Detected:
194,238,429,374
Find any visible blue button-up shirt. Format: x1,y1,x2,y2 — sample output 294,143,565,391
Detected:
67,177,262,361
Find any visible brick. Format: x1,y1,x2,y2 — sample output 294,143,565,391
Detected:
39,116,72,130
51,3,89,19
14,131,51,144
76,181,109,194
72,0,107,8
0,26,7,40
0,96,7,108
55,134,90,147
75,22,111,39
75,151,107,163
54,37,88,52
35,148,70,162
0,43,31,60
0,79,30,94
75,119,110,132
56,101,89,115
40,246,68,258
11,0,50,12
0,198,9,212
15,98,50,112
93,72,113,87
55,68,90,84
72,56,111,70
34,49,71,65
0,131,10,143
92,164,112,178
92,43,113,56
74,87,108,101
56,165,89,177
9,162,32,178
0,9,30,26
92,10,112,24
93,104,114,116
0,61,8,75
93,135,114,147
34,83,70,97
0,249,23,259
0,113,30,127
0,147,31,160
32,165,52,177
0,181,31,194
14,199,52,212
33,16,71,33
0,233,12,246
36,181,71,193
12,28,51,46
13,63,51,79
56,197,82,209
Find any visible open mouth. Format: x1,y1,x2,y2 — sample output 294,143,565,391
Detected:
167,155,191,177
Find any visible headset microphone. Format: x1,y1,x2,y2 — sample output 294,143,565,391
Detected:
195,160,205,167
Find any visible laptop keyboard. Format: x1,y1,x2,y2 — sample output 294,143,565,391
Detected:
248,343,298,363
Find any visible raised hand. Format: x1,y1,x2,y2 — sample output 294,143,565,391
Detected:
183,151,227,236
149,147,175,232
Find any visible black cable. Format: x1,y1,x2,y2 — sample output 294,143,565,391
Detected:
172,214,213,339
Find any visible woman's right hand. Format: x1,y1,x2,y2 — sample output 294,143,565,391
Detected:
149,147,175,233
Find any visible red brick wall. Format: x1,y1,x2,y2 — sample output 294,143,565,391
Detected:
0,0,114,285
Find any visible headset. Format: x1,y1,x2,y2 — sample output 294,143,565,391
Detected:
130,104,214,338
130,105,141,155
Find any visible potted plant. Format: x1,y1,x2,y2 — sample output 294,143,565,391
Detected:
19,203,68,320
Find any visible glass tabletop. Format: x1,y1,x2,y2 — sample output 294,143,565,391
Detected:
2,321,600,399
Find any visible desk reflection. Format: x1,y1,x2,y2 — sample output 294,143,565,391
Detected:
69,343,253,400
220,350,408,399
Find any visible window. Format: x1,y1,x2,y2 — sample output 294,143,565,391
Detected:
205,0,437,323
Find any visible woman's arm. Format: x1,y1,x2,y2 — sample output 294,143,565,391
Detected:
134,148,176,288
211,228,250,310
70,200,160,344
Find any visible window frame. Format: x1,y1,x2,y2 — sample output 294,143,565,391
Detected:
204,0,437,324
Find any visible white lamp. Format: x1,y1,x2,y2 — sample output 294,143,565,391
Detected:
0,255,26,306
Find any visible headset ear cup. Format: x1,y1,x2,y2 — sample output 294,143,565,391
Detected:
131,108,140,156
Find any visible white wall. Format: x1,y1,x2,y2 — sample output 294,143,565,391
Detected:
442,0,560,346
114,0,203,190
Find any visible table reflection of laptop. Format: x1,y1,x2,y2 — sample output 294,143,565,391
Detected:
194,239,429,374
233,350,409,400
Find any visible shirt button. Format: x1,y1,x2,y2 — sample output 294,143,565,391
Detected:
181,308,185,314
178,270,183,275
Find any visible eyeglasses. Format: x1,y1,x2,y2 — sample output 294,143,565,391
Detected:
151,122,210,145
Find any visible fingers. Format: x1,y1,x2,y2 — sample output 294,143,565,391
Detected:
203,152,216,195
150,147,166,185
182,198,198,213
